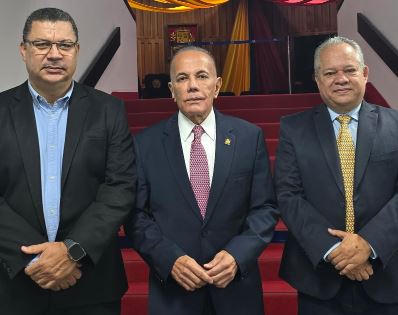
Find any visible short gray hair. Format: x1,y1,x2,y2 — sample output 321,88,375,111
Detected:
314,36,365,76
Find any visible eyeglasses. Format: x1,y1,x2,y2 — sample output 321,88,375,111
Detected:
24,40,78,55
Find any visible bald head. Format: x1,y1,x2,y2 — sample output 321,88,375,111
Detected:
170,46,217,79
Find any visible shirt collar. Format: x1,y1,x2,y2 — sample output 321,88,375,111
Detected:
28,81,74,109
178,108,216,142
327,102,362,122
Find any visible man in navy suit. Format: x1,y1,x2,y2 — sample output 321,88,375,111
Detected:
125,46,278,315
276,36,398,314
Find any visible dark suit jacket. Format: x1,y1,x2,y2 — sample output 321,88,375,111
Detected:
125,110,278,315
0,82,136,313
275,101,398,303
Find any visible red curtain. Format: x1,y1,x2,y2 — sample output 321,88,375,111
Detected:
249,0,288,93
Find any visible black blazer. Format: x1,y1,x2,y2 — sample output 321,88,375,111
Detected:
125,111,279,315
0,82,136,312
275,102,398,303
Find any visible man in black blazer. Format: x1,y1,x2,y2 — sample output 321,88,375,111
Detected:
0,8,135,315
276,36,398,314
125,46,278,315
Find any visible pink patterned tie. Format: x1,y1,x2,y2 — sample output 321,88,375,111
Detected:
190,125,210,218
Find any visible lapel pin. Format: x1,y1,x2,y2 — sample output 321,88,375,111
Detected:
224,138,231,146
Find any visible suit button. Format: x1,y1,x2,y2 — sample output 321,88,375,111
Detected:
201,230,208,237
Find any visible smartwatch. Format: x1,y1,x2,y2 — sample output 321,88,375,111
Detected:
63,239,86,262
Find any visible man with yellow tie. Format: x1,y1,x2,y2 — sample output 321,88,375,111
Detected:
275,36,398,314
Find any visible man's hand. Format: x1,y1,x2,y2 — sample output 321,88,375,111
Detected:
327,229,371,268
22,242,81,291
204,250,237,288
46,268,82,291
343,260,374,281
171,255,213,291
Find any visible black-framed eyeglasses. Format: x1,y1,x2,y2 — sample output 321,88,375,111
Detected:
24,40,78,55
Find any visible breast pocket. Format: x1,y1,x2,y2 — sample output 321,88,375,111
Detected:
370,149,398,163
227,172,252,190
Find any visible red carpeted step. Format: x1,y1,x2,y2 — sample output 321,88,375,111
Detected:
258,122,280,138
121,282,148,315
263,281,297,315
115,83,388,115
275,219,287,231
259,243,283,281
112,91,139,101
118,93,322,114
122,249,148,283
266,139,278,157
127,107,310,127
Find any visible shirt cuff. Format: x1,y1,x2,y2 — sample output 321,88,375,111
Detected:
26,254,40,267
323,242,341,261
323,242,377,261
369,244,378,259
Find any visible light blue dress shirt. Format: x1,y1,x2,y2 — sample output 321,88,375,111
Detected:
28,82,72,243
327,104,360,144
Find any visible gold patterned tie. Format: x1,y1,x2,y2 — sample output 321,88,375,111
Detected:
336,115,355,233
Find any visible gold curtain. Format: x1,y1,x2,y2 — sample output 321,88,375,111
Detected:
127,0,229,13
221,0,250,96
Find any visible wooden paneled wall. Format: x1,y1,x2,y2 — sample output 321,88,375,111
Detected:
134,0,337,87
135,0,239,86
265,2,338,37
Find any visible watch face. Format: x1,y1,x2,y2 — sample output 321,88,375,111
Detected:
69,243,86,261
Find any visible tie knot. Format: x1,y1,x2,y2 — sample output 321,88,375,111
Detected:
192,125,204,140
337,115,352,126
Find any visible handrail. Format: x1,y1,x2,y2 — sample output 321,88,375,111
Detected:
358,13,398,77
79,27,121,87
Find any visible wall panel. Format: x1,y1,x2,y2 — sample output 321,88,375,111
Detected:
135,0,337,88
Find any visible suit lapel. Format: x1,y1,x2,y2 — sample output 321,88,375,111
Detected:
10,82,46,231
204,111,235,225
61,83,90,189
313,104,344,195
163,114,203,222
355,102,378,189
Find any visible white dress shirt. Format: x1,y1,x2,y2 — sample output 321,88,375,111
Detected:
178,109,216,185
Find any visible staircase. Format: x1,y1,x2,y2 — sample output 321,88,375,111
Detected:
114,83,388,315
113,92,324,315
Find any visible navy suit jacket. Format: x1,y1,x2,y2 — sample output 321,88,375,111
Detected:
0,82,136,313
275,102,398,303
125,110,278,315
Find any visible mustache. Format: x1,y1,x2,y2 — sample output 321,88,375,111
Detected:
42,63,66,70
